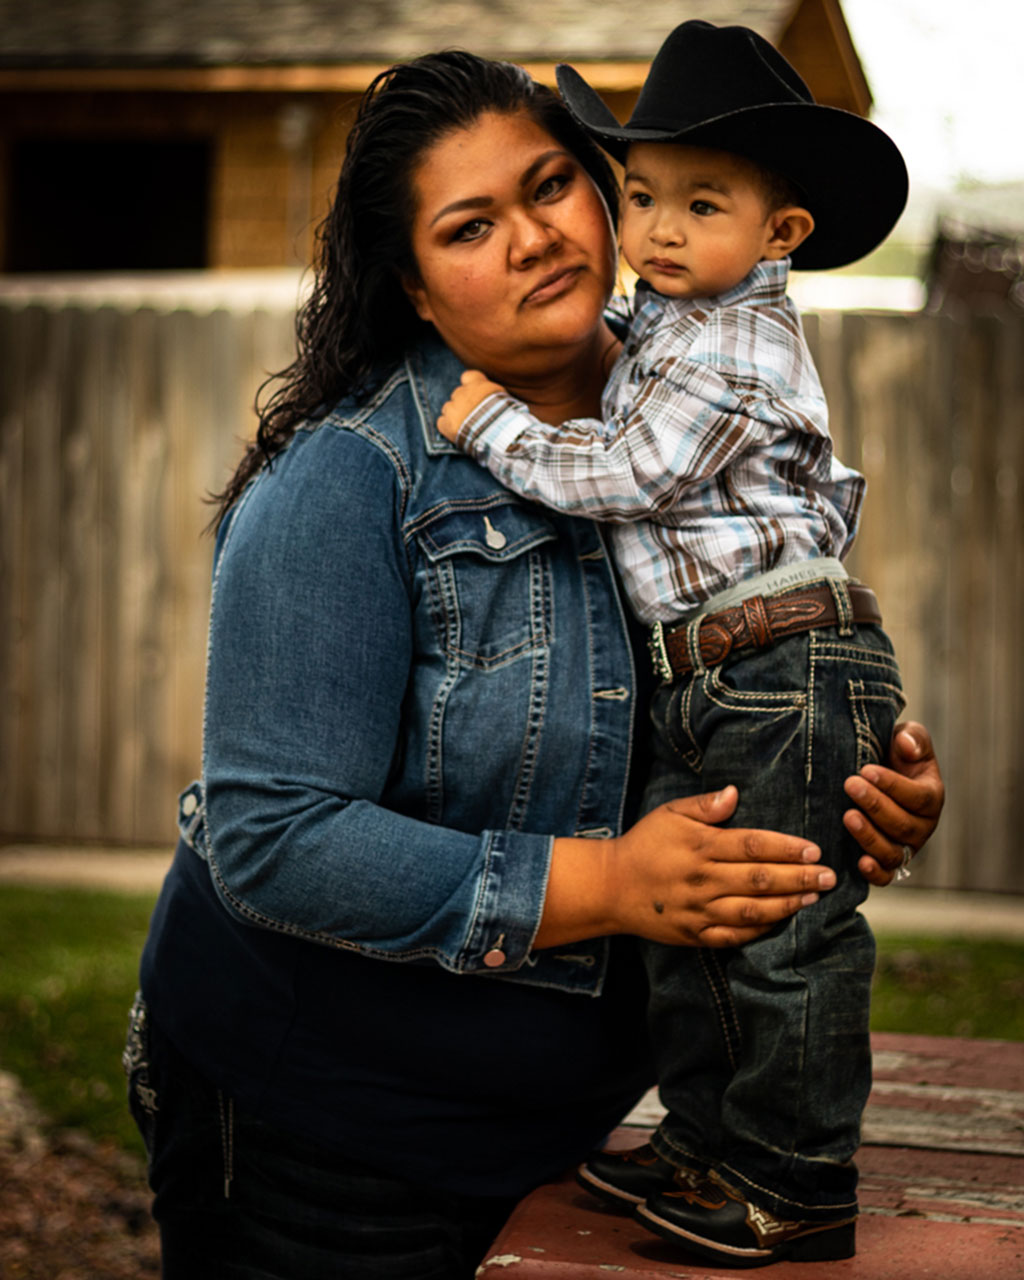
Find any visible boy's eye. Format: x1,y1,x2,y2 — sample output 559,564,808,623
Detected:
629,192,654,208
691,200,718,216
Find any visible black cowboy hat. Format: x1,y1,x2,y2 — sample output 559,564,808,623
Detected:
556,20,908,270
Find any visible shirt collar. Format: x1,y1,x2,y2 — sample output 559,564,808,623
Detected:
635,256,792,317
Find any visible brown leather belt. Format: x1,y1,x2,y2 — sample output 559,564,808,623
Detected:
649,581,882,683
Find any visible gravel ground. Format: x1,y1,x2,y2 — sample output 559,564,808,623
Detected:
0,1070,159,1278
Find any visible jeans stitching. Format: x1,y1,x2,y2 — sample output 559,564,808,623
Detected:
217,1090,235,1200
675,677,702,768
847,678,906,771
717,1160,860,1216
699,950,742,1071
705,663,807,710
806,633,818,786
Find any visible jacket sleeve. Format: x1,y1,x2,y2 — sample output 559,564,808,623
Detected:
197,426,553,975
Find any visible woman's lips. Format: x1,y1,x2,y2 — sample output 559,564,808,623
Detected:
522,265,583,305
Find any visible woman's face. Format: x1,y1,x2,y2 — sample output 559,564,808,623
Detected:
403,110,618,383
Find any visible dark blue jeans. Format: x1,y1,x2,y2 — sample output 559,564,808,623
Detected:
640,615,904,1222
124,996,517,1279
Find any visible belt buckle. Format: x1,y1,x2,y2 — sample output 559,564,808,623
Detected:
648,620,674,684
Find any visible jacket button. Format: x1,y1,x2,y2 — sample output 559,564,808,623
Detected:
483,948,507,968
483,516,507,550
181,793,198,816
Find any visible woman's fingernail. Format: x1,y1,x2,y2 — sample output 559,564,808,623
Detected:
846,778,867,799
817,870,837,889
801,846,821,862
801,893,820,906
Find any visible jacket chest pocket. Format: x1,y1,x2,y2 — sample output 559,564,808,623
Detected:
416,501,558,669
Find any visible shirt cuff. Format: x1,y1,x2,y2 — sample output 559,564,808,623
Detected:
459,392,539,461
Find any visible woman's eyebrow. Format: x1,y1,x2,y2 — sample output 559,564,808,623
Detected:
430,195,492,227
519,149,569,187
429,149,569,226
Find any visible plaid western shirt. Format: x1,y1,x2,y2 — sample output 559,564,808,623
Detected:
458,258,865,625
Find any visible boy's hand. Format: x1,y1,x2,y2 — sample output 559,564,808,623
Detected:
437,370,505,442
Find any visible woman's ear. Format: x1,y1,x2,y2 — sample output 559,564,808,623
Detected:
401,274,435,324
763,206,816,259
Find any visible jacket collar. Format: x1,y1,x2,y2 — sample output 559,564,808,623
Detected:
405,333,466,457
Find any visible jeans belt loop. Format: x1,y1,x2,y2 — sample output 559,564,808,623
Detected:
685,613,707,676
649,620,674,684
826,577,855,636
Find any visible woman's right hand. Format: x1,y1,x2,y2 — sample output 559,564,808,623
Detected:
534,787,834,951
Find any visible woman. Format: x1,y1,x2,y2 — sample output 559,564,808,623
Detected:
127,51,943,1280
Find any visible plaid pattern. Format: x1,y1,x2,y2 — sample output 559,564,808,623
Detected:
459,259,865,624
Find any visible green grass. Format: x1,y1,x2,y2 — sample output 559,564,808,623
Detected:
0,885,156,1155
0,886,1022,1156
870,933,1024,1042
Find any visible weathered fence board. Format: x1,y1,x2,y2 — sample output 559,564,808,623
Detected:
1,292,1022,892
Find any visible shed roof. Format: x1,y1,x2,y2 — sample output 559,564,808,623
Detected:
0,0,800,67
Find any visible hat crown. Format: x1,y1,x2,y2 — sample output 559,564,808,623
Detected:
630,20,814,134
555,20,909,270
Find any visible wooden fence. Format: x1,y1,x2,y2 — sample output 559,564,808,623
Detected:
1,286,1022,892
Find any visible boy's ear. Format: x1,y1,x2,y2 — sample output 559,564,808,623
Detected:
763,206,815,259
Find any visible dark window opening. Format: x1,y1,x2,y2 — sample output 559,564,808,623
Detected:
6,138,211,272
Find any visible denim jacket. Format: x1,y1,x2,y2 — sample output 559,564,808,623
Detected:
177,334,639,997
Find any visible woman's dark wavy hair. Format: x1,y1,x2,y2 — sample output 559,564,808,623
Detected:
212,50,620,525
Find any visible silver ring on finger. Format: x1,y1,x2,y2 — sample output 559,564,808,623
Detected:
894,844,913,882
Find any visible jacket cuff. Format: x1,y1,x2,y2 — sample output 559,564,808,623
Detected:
461,829,553,972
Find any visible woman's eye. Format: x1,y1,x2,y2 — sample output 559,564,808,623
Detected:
453,218,490,242
536,173,570,200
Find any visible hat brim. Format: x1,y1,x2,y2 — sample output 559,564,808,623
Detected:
557,65,908,270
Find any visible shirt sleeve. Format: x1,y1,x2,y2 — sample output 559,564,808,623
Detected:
197,426,553,975
458,350,780,524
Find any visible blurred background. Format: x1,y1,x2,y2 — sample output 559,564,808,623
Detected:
0,6,1020,1272
2,0,1022,891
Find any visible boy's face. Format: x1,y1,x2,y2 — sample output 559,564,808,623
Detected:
620,142,792,299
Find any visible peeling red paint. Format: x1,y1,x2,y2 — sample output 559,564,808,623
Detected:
484,1034,1024,1276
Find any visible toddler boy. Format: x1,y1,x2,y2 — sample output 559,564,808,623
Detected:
436,21,909,1268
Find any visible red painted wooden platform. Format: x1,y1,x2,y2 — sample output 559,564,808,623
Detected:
479,1034,1024,1277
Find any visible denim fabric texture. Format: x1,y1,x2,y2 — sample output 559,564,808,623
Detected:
178,331,638,995
639,606,904,1220
137,330,656,1205
124,999,516,1280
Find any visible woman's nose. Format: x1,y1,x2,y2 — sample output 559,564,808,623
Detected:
510,211,560,265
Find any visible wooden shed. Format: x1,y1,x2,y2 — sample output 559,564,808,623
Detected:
0,0,873,273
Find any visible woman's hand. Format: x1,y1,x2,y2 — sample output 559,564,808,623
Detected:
536,787,835,951
843,721,944,886
436,369,505,441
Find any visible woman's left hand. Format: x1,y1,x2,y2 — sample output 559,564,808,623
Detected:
843,720,945,886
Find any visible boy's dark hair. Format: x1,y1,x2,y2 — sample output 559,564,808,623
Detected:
212,50,619,525
752,162,808,216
